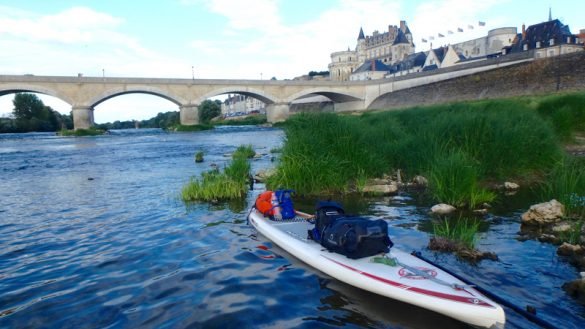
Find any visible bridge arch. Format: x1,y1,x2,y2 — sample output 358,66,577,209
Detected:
284,88,363,103
0,83,74,106
195,87,279,105
87,85,186,108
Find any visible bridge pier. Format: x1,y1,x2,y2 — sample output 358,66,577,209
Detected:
72,106,95,130
266,103,290,123
180,104,199,125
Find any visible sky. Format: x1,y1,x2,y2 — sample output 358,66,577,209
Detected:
0,0,583,123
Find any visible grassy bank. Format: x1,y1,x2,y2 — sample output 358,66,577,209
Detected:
268,92,584,210
213,114,267,126
171,124,214,132
58,128,105,136
182,145,254,202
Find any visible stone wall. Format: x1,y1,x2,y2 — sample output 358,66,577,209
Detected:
369,51,585,110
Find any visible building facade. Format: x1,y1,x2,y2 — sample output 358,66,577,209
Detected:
329,21,415,81
221,94,265,116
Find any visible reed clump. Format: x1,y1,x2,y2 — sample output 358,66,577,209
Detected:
182,145,252,202
540,157,585,220
432,217,481,250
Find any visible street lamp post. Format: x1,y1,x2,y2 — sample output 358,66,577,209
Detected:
192,66,194,80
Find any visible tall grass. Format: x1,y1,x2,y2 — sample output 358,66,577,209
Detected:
535,93,585,142
433,218,481,249
540,157,585,219
268,95,572,207
182,145,252,202
428,151,496,208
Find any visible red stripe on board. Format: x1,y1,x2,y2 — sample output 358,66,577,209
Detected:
322,255,494,308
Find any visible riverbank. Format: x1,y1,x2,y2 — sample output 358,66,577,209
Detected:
268,92,583,203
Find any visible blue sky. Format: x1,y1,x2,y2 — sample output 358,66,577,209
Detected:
0,0,583,123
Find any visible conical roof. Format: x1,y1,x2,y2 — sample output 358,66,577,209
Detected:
358,27,365,40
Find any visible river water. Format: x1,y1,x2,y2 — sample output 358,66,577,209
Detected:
0,126,583,329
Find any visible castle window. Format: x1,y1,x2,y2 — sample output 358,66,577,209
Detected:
550,38,555,46
536,41,541,48
523,44,528,51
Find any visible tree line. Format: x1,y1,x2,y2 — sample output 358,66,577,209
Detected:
0,93,223,133
0,93,73,133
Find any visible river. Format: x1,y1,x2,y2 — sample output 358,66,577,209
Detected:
0,127,583,329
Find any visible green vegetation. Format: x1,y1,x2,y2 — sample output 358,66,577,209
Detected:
432,218,481,249
535,93,585,142
1,93,73,133
95,111,180,130
182,145,253,202
172,124,213,132
233,144,255,159
195,151,204,163
199,100,222,124
268,92,585,209
540,157,585,219
58,128,105,136
213,114,267,126
428,151,496,209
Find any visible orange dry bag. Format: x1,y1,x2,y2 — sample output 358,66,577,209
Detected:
255,191,274,216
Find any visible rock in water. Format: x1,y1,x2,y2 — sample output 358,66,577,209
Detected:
431,204,456,215
521,199,565,226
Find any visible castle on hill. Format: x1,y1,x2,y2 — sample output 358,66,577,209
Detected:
329,14,583,82
329,21,415,81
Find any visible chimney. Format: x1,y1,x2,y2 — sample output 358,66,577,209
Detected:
522,24,526,39
400,20,406,32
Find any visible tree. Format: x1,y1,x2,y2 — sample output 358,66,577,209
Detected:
199,99,222,124
11,93,61,132
13,93,46,121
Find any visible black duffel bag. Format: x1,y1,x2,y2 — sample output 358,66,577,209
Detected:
320,217,392,259
315,201,345,233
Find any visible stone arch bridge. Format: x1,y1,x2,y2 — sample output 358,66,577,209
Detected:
0,60,525,129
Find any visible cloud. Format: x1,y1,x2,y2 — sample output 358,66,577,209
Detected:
0,6,123,44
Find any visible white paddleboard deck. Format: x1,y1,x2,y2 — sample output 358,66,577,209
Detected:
248,209,505,328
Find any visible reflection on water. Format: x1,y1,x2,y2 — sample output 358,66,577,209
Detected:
0,127,583,329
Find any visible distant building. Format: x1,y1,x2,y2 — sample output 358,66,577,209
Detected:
451,27,517,58
503,19,583,58
350,59,392,81
221,94,265,116
329,21,415,81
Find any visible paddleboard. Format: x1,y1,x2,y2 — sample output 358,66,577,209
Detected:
248,209,505,328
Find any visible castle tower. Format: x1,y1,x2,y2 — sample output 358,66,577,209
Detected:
357,27,367,63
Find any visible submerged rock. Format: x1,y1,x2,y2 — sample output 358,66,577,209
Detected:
254,168,275,183
563,277,585,303
431,204,456,215
504,182,520,190
412,175,428,187
362,178,398,195
362,182,398,195
428,237,498,262
521,199,565,226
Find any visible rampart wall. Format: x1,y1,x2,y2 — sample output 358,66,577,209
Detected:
369,51,585,110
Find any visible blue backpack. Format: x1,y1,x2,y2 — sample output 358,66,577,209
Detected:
274,189,296,219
